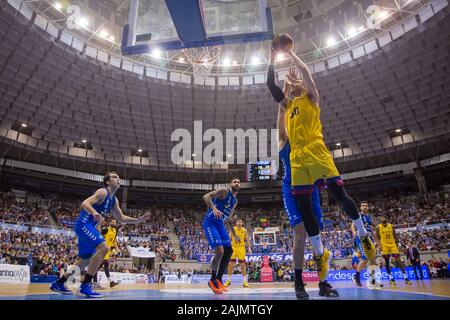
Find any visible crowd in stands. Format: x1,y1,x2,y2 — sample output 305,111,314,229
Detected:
0,189,449,278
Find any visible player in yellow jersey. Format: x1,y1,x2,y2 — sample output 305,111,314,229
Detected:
375,216,412,286
267,35,375,297
224,218,252,288
93,219,119,288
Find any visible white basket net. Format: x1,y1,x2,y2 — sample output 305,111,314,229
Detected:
181,46,221,79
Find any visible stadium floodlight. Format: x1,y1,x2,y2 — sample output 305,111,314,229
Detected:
178,57,185,63
336,142,341,146
276,53,285,61
138,149,143,153
54,2,62,10
227,154,232,157
21,123,27,127
108,36,115,42
82,139,87,143
379,10,388,19
192,153,196,157
100,30,109,38
395,129,402,133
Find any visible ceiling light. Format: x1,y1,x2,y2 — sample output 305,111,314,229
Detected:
108,36,115,42
276,53,284,61
395,129,402,133
358,26,365,32
77,17,89,28
222,58,231,66
251,56,260,65
347,27,357,37
336,142,341,146
232,60,238,65
21,123,27,127
379,11,388,19
138,149,143,153
82,139,87,143
54,2,62,10
192,153,196,157
151,48,162,58
178,57,185,63
100,30,108,38
227,154,232,157
326,37,337,47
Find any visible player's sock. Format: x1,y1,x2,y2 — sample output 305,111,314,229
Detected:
294,269,303,280
352,218,368,238
355,271,360,278
309,235,324,256
210,271,217,282
82,273,93,285
56,275,67,284
107,277,111,282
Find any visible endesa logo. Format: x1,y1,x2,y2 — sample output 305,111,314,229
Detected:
328,271,354,281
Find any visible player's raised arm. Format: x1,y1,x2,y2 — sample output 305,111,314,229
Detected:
288,50,320,105
81,188,107,222
203,187,228,219
267,48,289,109
111,198,151,224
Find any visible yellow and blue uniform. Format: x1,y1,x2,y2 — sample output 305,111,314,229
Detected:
103,227,117,261
280,141,324,228
354,214,373,260
75,189,115,259
230,226,248,262
378,223,399,255
285,94,341,193
202,191,237,249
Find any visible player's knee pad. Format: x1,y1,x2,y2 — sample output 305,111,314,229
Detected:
294,194,320,237
327,181,359,220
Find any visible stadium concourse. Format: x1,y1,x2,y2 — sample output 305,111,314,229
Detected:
0,0,450,302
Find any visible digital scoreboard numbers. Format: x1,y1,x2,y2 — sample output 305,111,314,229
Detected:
246,160,278,182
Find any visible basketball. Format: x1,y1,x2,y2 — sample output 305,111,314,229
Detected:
272,33,294,52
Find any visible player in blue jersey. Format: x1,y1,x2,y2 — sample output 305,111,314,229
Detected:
50,172,151,298
202,178,240,294
278,68,337,299
351,201,379,287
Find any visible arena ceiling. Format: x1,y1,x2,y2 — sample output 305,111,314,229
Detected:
22,0,431,75
0,0,449,184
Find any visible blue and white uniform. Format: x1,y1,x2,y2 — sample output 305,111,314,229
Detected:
354,213,373,260
75,189,115,259
280,141,323,229
202,190,237,249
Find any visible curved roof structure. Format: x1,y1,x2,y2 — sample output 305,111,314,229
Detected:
0,1,449,183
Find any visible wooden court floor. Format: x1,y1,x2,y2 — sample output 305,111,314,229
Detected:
0,279,448,300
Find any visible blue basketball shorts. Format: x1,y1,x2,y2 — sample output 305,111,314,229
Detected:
75,222,105,259
202,219,231,249
354,236,367,261
283,185,324,229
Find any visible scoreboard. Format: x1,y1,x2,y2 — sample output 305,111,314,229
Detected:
246,160,278,182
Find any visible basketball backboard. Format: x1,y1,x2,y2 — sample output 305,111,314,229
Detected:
121,0,274,55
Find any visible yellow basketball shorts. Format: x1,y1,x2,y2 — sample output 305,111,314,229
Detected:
381,243,399,255
231,247,246,262
290,140,341,192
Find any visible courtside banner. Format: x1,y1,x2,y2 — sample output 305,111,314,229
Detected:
97,271,150,284
326,267,430,282
0,264,30,284
196,250,346,263
192,274,244,284
164,274,193,284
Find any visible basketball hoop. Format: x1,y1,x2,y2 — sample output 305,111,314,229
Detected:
181,46,221,79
